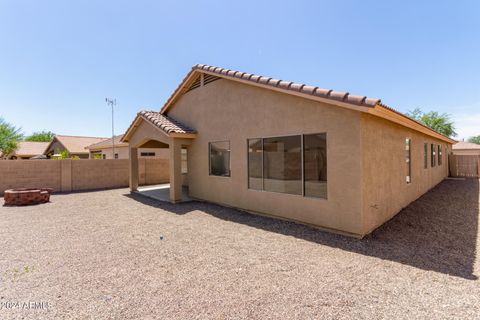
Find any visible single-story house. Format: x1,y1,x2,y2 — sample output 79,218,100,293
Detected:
86,134,169,159
452,141,480,155
44,135,107,159
6,141,49,159
121,64,455,238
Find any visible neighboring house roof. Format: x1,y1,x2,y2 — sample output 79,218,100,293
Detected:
155,64,455,144
45,135,108,154
12,141,49,157
453,141,480,150
122,111,197,142
86,135,128,150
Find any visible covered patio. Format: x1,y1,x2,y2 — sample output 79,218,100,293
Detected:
121,111,196,203
136,184,192,202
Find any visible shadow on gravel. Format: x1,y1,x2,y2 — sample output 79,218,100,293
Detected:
126,179,479,280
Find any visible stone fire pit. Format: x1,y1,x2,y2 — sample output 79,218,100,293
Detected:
4,188,53,206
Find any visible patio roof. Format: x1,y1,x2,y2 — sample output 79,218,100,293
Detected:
121,111,196,142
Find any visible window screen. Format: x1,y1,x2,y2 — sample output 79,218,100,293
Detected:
304,133,327,198
424,143,428,169
438,145,442,165
209,141,230,177
263,135,302,195
248,139,263,190
431,144,436,167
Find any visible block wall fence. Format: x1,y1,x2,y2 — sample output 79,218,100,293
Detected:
0,159,169,195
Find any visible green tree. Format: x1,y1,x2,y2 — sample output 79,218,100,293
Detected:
0,117,23,157
406,108,457,137
467,135,480,144
25,131,55,142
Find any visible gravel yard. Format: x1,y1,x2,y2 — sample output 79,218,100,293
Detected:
1,178,479,319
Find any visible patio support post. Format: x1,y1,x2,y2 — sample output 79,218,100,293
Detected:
169,138,182,203
129,146,139,192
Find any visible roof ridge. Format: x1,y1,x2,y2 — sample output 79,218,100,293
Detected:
55,134,109,139
160,64,381,114
192,64,379,107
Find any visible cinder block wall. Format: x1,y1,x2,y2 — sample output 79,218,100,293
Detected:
139,158,170,185
71,159,130,191
0,160,62,193
0,159,170,194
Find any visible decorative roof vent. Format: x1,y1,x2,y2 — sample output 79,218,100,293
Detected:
186,74,221,93
204,74,220,85
186,75,201,92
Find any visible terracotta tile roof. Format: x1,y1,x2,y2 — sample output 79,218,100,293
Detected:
86,135,128,150
13,141,49,156
121,111,196,142
140,111,196,134
150,64,454,144
452,141,480,150
160,64,381,114
51,135,109,154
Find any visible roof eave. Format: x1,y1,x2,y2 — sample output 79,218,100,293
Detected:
160,68,375,115
368,104,457,144
121,114,197,143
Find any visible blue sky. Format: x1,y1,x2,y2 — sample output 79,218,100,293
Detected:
1,0,479,139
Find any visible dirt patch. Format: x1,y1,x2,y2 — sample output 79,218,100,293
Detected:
0,179,479,319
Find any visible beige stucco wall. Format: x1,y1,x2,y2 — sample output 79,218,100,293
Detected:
0,159,169,194
361,113,451,234
167,78,364,236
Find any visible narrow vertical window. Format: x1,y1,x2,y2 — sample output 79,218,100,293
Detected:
209,141,230,176
438,145,442,165
424,143,428,169
304,133,327,198
405,138,412,183
247,139,263,190
263,135,302,195
431,144,436,167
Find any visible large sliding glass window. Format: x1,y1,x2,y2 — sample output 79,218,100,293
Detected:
247,133,327,199
304,133,327,198
248,139,263,190
209,141,230,176
263,135,302,195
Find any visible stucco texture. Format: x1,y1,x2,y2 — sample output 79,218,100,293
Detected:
168,78,364,236
361,114,450,234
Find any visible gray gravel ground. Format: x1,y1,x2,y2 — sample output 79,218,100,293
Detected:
0,179,479,319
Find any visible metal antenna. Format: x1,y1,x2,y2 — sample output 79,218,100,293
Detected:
105,98,117,159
